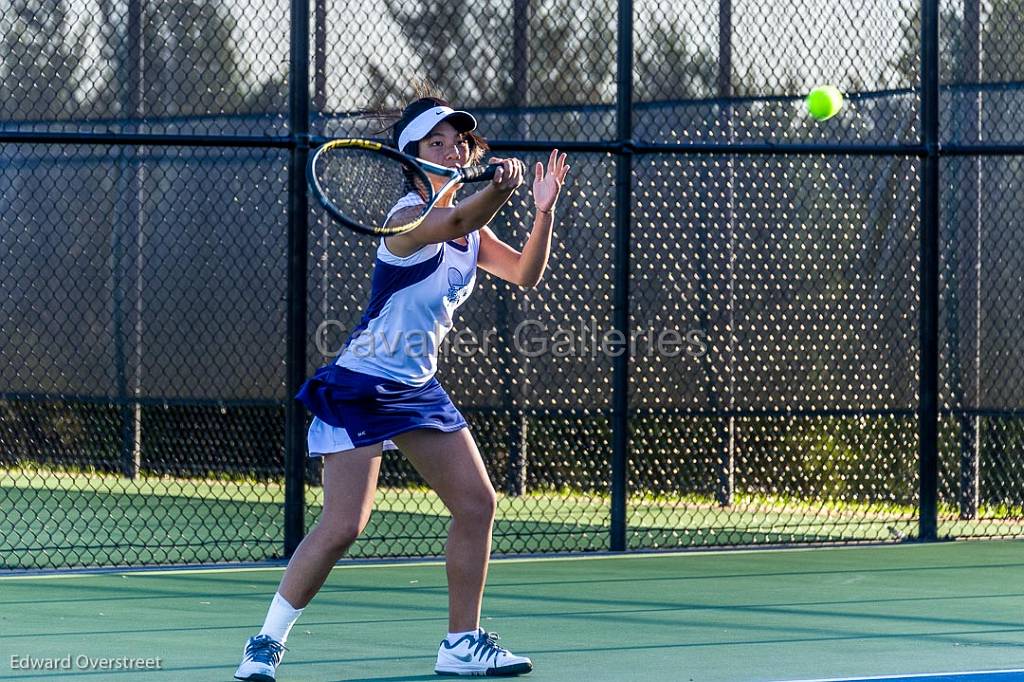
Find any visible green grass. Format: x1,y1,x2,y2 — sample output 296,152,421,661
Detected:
2,466,1022,570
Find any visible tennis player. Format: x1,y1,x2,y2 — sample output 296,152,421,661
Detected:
234,95,569,681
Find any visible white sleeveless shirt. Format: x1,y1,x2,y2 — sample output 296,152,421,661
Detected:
335,193,480,385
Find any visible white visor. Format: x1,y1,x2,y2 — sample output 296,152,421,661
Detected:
397,106,477,153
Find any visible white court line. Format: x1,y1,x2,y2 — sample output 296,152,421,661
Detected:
775,668,1024,682
0,541,937,580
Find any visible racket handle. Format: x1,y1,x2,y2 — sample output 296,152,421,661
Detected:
460,164,498,183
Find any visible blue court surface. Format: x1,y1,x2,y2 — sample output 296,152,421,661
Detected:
778,671,1024,682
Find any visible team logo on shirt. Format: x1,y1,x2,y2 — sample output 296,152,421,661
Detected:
446,267,471,305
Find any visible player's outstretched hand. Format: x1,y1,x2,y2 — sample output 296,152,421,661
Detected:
533,149,569,215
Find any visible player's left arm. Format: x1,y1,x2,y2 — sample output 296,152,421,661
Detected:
478,150,569,289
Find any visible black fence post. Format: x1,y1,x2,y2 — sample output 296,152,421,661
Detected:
285,0,311,558
313,0,327,114
117,0,144,481
610,0,634,552
715,0,736,508
919,0,940,541
503,0,531,497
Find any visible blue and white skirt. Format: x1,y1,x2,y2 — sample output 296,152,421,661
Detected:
296,364,467,456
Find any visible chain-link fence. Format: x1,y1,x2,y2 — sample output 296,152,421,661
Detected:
2,0,1022,569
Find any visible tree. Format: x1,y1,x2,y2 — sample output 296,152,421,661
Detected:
90,0,279,119
982,0,1024,82
368,0,716,110
140,1,249,116
368,1,514,108
0,0,86,121
634,13,716,101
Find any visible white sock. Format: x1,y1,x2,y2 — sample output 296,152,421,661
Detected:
258,592,304,644
446,628,481,645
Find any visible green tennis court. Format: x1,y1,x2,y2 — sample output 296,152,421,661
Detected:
4,541,1023,681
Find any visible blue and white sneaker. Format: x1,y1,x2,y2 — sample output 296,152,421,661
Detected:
234,634,287,682
435,629,533,676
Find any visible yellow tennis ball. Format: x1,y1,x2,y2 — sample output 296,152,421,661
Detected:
806,85,843,121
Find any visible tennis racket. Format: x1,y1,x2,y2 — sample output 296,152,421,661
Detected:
307,138,497,236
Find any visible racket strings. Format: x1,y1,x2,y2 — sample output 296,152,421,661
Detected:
314,146,427,233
